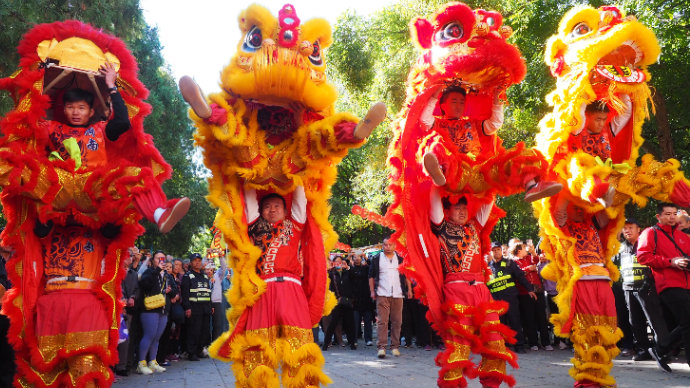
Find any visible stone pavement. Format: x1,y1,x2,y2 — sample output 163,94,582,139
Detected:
118,343,689,387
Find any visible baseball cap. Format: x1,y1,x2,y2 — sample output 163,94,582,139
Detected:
490,241,502,249
189,252,203,261
624,218,641,228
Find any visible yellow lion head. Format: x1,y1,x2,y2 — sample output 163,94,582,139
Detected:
220,3,336,112
537,5,660,162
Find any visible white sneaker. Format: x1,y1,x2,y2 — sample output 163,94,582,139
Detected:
366,341,373,346
137,360,153,375
148,360,166,372
544,345,554,351
377,349,386,358
392,349,401,357
559,342,567,350
530,346,539,351
202,347,209,357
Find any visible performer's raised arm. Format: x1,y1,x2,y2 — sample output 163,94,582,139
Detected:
291,185,307,224
482,91,504,136
420,89,441,131
610,94,632,137
475,200,493,227
243,184,260,224
429,185,444,226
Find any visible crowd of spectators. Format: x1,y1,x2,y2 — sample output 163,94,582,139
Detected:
114,248,231,380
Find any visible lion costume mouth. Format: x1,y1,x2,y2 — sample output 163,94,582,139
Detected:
593,40,646,83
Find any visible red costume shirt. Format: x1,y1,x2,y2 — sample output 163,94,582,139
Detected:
567,129,612,159
248,218,304,277
47,121,108,169
431,219,484,275
42,225,105,292
244,185,308,278
433,118,483,155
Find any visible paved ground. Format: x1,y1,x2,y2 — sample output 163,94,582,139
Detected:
118,340,690,387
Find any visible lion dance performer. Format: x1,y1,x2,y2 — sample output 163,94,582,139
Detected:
533,6,690,388
0,21,185,387
384,3,563,387
179,4,386,387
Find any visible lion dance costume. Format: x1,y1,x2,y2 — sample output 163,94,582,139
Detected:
383,3,563,387
184,4,385,388
533,6,690,387
0,21,176,387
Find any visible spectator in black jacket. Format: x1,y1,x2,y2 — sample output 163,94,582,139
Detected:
350,252,375,346
322,256,357,351
136,251,172,375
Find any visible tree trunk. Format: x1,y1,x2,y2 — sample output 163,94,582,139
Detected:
652,91,675,161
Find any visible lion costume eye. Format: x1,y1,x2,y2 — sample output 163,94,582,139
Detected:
486,17,495,27
309,40,323,66
436,22,464,42
569,22,592,39
242,26,263,52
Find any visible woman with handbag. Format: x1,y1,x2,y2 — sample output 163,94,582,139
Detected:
156,260,180,365
137,250,171,375
322,256,357,351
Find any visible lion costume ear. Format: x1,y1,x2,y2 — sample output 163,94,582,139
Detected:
410,17,434,50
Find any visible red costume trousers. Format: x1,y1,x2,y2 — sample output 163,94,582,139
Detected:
437,272,518,388
33,289,111,388
563,279,621,388
229,273,329,388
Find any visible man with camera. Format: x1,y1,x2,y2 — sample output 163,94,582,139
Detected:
614,218,668,361
638,202,690,372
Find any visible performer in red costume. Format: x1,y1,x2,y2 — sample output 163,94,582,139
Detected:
217,183,329,387
552,196,622,388
429,186,518,388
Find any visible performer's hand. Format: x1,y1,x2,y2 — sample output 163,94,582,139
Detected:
528,291,537,300
185,309,192,318
212,308,215,314
100,62,118,89
370,291,376,301
671,257,689,269
528,264,537,272
127,297,135,307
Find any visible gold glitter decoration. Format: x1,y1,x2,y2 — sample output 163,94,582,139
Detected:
446,341,471,363
67,354,108,387
478,358,506,375
38,330,109,363
243,349,265,377
444,368,464,381
283,325,314,352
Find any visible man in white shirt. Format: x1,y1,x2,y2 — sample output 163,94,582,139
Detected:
369,237,409,358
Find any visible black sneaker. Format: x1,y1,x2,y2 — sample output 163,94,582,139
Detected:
515,348,526,354
648,347,672,373
114,369,129,377
633,351,653,361
188,354,200,361
321,343,329,351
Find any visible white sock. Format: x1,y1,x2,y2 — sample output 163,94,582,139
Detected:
154,207,165,223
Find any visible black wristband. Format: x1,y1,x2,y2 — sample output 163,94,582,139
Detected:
107,86,118,93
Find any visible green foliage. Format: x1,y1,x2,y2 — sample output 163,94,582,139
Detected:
0,0,214,256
